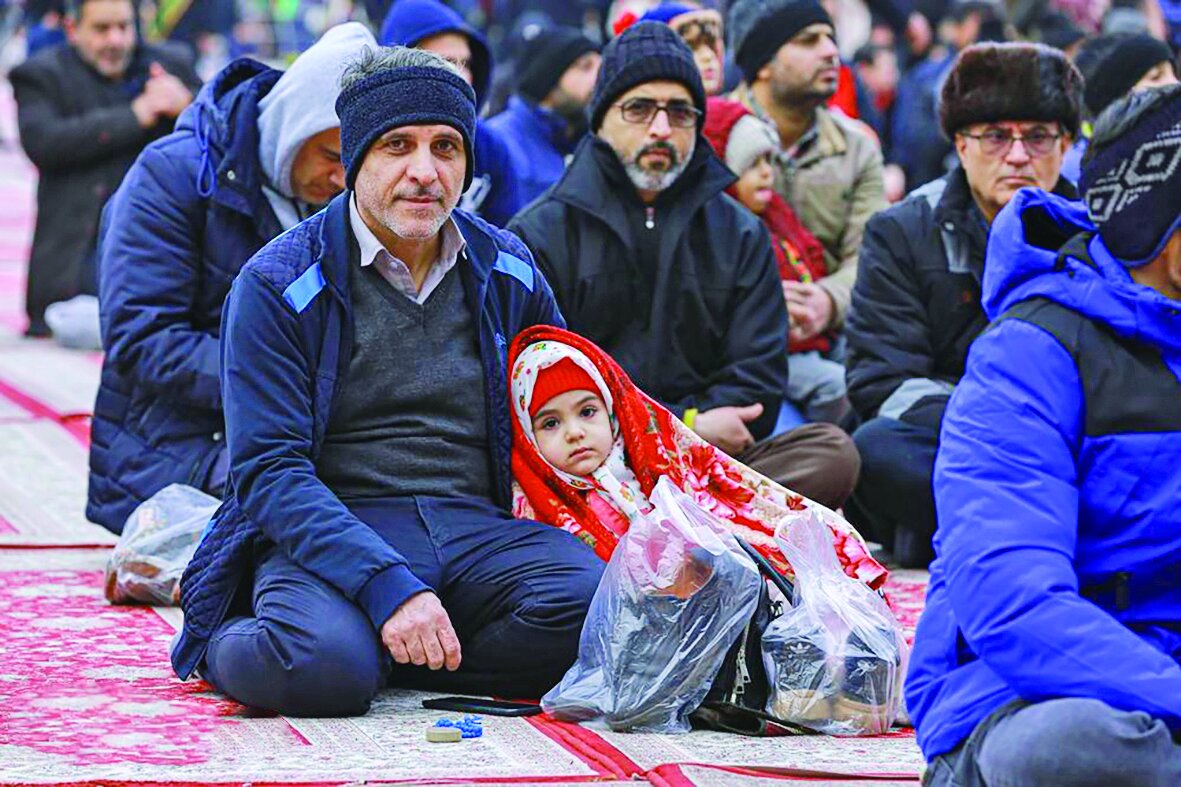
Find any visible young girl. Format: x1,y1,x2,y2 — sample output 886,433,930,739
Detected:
703,98,855,428
509,325,885,589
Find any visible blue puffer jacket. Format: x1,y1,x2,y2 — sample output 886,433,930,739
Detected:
481,96,578,227
170,194,563,680
907,189,1181,759
88,59,283,533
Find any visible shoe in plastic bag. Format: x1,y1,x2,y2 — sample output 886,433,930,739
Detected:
44,294,102,351
542,477,762,733
104,484,220,605
761,508,907,736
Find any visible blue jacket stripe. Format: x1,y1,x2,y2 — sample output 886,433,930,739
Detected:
492,251,534,293
283,263,326,313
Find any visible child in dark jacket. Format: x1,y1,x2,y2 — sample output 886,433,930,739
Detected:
704,99,854,427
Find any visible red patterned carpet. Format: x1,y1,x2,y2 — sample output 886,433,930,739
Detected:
0,79,928,786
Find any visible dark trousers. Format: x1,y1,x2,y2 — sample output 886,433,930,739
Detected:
844,417,938,568
201,496,605,717
739,422,861,511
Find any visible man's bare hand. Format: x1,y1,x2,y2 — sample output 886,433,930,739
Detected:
693,404,763,455
131,63,194,127
380,591,462,671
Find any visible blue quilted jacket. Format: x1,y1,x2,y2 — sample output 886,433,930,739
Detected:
170,194,563,680
907,189,1181,759
89,59,283,533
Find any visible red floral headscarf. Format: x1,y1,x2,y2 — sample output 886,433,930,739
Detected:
509,325,888,590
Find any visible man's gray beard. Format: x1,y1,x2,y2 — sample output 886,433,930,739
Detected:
622,137,696,193
385,206,451,241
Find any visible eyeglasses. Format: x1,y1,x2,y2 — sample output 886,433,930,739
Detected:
959,127,1063,157
614,98,702,128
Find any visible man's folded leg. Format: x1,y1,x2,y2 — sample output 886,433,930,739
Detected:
738,422,861,510
972,698,1181,787
845,416,938,567
200,545,392,717
395,497,605,699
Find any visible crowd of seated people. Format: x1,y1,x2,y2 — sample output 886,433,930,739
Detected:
9,0,1180,779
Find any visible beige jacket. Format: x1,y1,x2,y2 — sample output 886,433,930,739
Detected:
734,90,886,326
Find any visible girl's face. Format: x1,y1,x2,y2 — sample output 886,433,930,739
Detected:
531,389,614,476
732,152,775,215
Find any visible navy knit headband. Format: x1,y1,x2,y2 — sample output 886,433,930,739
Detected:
1081,91,1181,266
335,65,477,190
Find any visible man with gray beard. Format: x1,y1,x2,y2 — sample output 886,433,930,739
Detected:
511,22,861,510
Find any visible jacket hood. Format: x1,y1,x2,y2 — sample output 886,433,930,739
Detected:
379,0,491,110
256,22,377,199
175,58,282,203
984,188,1181,354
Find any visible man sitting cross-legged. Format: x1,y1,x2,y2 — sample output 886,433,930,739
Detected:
170,47,602,717
909,85,1181,786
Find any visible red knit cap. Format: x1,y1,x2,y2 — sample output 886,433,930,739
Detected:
529,358,600,418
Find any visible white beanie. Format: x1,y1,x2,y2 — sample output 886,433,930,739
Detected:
725,113,778,175
257,22,377,199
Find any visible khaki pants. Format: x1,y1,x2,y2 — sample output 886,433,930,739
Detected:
737,423,860,511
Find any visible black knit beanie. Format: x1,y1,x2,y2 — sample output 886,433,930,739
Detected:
939,42,1083,138
517,28,600,104
1081,86,1181,266
336,64,477,191
588,21,706,132
729,0,833,83
1080,34,1174,117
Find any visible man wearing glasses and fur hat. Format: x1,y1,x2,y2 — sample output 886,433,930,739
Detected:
843,43,1082,568
511,22,861,513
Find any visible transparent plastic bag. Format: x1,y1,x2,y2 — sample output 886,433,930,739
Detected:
762,509,907,736
104,484,220,605
44,294,102,350
542,477,762,733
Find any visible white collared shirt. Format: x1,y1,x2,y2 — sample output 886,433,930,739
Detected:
348,195,466,304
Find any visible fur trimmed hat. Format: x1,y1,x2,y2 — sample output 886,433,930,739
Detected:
939,42,1084,139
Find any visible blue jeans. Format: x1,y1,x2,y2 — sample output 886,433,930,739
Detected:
201,496,604,716
925,698,1181,787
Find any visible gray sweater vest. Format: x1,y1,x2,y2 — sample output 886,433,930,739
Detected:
316,261,493,501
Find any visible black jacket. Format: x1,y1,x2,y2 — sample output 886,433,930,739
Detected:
509,136,787,440
10,42,200,330
845,167,1077,429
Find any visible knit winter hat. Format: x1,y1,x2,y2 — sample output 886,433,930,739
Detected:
1077,34,1174,118
703,97,777,174
516,27,600,104
939,42,1083,138
529,358,602,417
727,0,833,83
336,60,477,190
1080,86,1181,266
588,21,707,132
639,2,697,24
